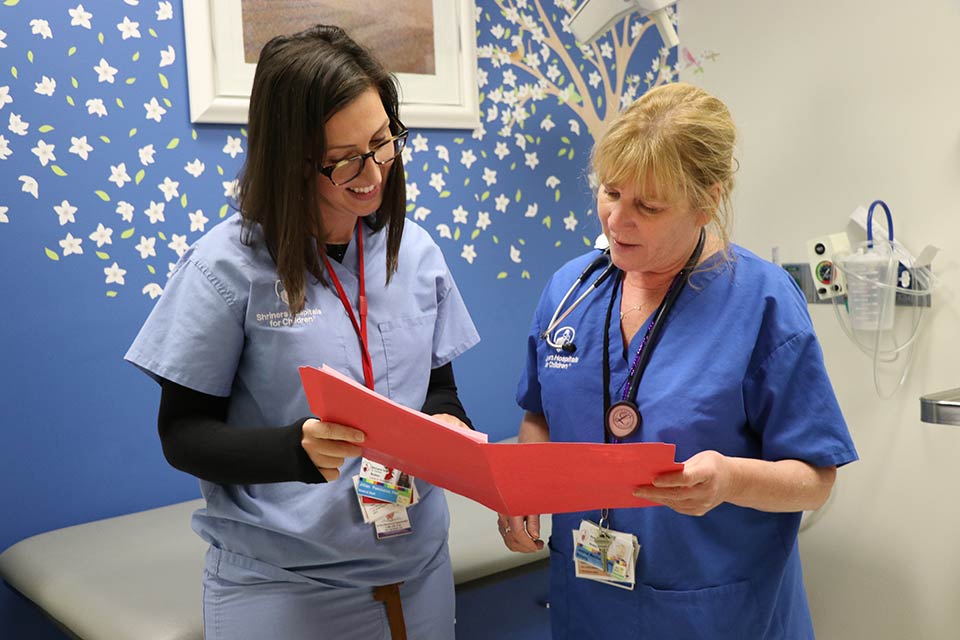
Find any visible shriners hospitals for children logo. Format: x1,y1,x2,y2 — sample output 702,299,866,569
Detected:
552,326,575,349
545,326,579,369
255,280,323,328
275,279,290,305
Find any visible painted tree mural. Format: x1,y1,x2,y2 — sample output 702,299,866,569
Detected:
407,0,684,281
0,1,707,298
478,0,677,141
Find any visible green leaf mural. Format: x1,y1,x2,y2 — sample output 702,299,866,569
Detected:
0,0,683,297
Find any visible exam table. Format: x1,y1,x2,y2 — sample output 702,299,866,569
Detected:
0,491,551,640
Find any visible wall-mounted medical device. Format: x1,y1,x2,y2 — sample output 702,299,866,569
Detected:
569,0,679,47
805,232,850,301
839,202,934,396
793,200,938,398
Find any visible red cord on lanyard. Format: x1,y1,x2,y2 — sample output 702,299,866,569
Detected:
321,224,374,390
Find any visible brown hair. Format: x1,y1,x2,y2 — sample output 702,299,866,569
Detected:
592,82,737,251
237,24,406,315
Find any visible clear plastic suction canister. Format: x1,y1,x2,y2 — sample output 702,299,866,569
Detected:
827,199,938,398
839,241,898,331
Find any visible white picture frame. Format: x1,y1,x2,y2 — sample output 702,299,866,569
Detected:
182,0,479,129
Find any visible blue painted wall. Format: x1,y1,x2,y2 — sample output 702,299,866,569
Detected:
0,1,672,633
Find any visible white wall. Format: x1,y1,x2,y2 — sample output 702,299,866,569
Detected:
679,1,960,637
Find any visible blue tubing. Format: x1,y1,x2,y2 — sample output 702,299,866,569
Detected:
866,199,893,248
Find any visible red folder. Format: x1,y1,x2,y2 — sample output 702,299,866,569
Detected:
300,365,683,516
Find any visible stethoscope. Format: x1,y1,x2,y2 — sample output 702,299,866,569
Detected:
539,229,706,439
540,249,618,352
602,228,706,441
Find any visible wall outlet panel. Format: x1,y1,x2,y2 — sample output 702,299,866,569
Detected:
782,263,931,307
783,263,819,303
805,233,850,300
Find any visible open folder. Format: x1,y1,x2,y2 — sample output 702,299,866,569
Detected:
300,365,683,516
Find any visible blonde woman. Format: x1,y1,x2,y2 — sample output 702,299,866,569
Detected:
499,82,857,639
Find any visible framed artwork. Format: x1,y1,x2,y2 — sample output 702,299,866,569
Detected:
183,0,479,128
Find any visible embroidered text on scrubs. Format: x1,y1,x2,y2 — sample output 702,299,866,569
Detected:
256,307,323,327
545,353,579,370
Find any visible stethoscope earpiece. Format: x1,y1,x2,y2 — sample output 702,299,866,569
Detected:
561,342,577,353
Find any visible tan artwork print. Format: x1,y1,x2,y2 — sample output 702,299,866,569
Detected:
240,0,436,75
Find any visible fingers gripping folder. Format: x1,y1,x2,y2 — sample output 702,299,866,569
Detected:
299,365,683,516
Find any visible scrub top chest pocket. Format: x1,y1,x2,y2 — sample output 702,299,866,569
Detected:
378,312,437,405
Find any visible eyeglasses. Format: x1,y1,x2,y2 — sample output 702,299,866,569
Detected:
316,129,408,186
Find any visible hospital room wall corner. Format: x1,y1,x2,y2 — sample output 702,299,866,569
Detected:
679,1,960,639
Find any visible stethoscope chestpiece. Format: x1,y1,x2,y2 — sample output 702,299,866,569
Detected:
605,400,640,440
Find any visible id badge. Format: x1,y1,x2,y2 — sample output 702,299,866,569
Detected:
352,475,418,524
572,520,639,588
373,508,413,539
352,474,416,540
357,458,414,506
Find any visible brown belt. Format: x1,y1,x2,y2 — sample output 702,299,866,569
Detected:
372,582,407,640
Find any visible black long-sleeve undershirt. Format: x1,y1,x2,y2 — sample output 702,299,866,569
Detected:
157,363,472,485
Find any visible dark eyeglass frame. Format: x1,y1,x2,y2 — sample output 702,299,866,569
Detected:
316,129,409,186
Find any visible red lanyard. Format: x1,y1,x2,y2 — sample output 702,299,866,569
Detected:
321,224,374,390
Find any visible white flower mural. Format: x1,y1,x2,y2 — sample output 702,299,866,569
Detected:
69,135,92,160
0,1,712,299
59,232,82,255
69,5,93,30
54,199,77,225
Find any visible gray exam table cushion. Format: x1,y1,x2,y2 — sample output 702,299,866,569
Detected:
0,499,206,640
0,492,549,639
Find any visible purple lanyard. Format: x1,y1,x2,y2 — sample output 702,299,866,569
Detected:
621,317,657,402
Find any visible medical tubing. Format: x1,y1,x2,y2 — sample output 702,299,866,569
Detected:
543,281,583,343
579,248,611,280
869,257,924,398
601,270,622,444
555,263,616,332
832,200,933,396
830,283,924,360
799,484,835,533
623,229,706,402
542,250,613,346
830,252,928,398
833,248,928,359
600,229,705,438
866,199,893,248
878,256,935,394
871,306,918,398
623,317,657,397
876,252,926,355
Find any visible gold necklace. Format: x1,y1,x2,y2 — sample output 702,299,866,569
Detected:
619,304,642,321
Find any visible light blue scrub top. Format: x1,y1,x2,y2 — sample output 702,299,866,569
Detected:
126,213,479,589
518,245,858,639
